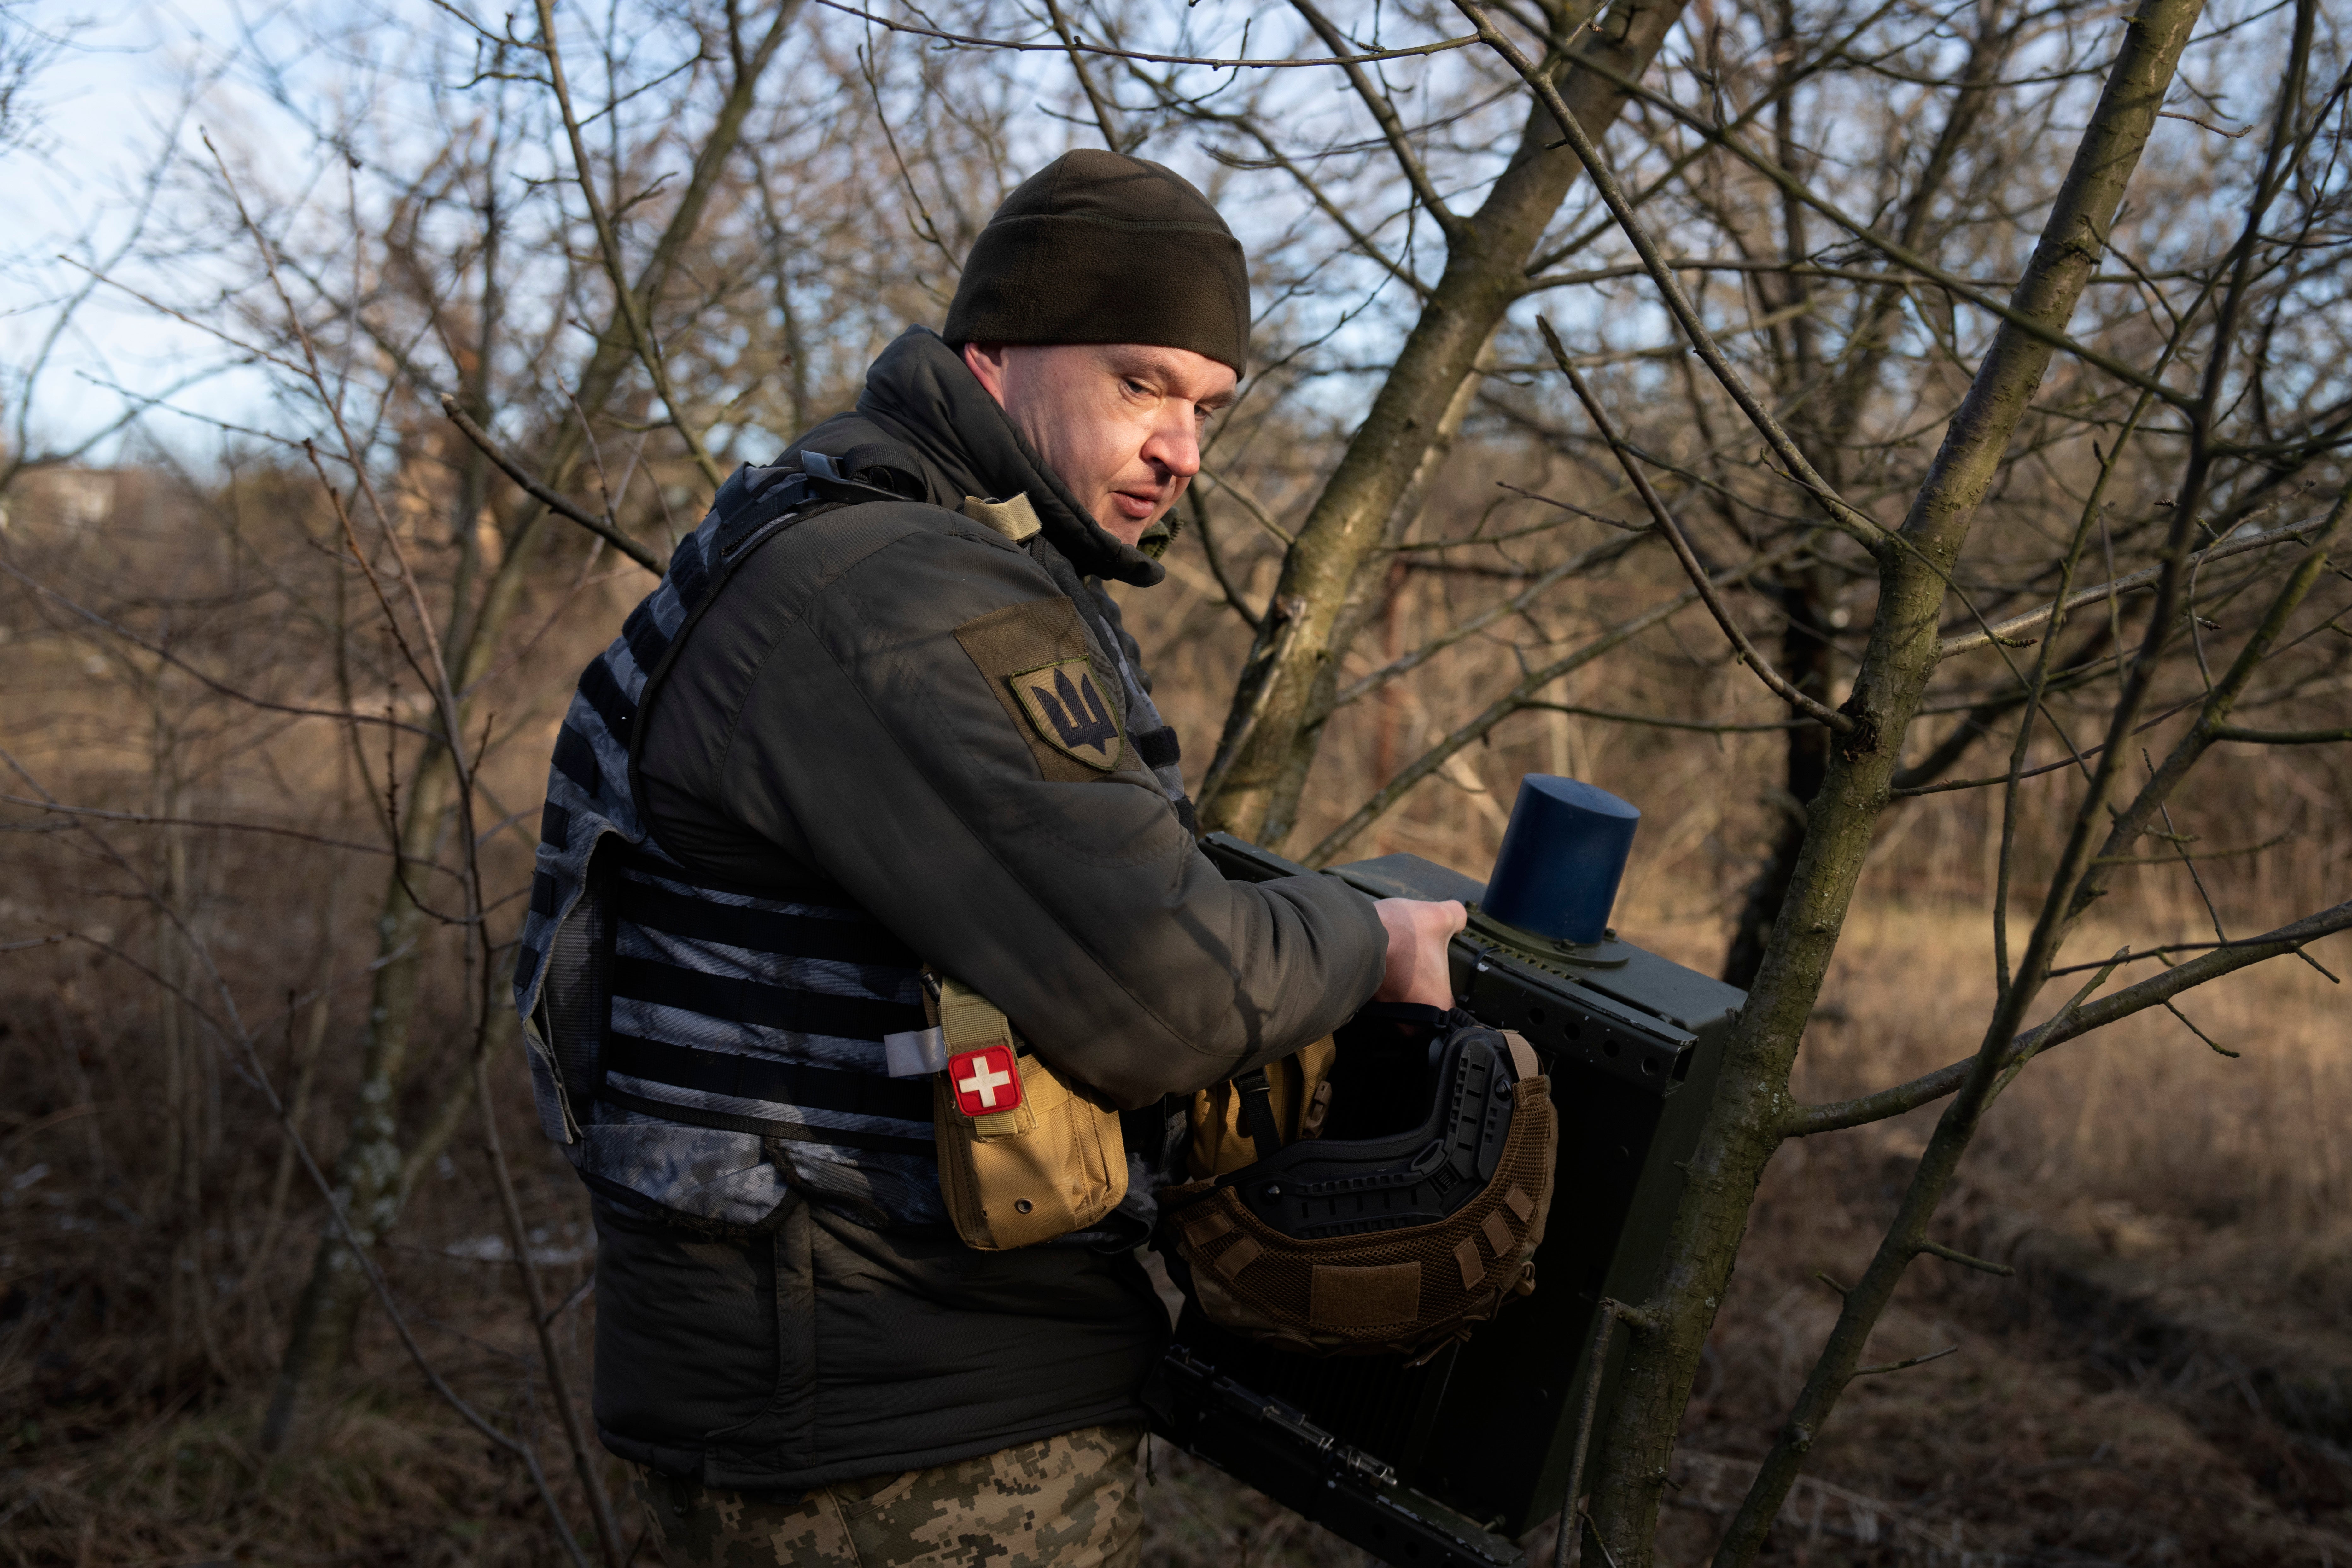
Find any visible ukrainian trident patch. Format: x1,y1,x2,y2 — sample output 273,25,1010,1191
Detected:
1008,658,1123,770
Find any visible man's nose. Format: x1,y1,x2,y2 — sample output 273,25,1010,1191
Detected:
1142,407,1203,482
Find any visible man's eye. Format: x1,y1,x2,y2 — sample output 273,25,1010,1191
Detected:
1123,379,1151,397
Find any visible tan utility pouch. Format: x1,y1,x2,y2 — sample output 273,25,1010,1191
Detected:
929,973,1128,1250
1186,1036,1338,1180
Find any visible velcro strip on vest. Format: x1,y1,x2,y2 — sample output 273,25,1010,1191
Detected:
611,955,923,1040
622,601,672,674
667,532,709,612
604,1035,933,1125
576,656,636,741
616,879,917,966
551,725,603,798
1133,725,1181,770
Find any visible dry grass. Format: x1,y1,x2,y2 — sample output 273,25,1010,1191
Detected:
12,885,2343,1565
1651,896,2352,1567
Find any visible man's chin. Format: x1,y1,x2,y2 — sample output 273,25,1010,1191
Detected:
1092,505,1157,549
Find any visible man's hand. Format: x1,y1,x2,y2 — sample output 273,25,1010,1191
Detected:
1373,898,1467,1008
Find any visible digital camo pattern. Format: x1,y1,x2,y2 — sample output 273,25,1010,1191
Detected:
510,462,942,1230
513,469,749,1052
602,862,944,1228
631,1424,1145,1567
575,1107,794,1230
609,867,928,1073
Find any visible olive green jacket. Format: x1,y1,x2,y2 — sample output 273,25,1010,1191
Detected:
591,327,1384,1489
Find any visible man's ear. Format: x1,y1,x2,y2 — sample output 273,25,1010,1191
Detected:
961,342,1012,406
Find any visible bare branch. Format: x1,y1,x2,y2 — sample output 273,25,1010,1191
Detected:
1783,897,2352,1137
535,0,741,491
1304,534,1812,866
1939,512,2332,657
441,394,664,573
1290,0,1463,236
1457,1,1885,553
1040,0,1126,150
1918,1241,2012,1277
1540,318,1854,732
815,0,1483,68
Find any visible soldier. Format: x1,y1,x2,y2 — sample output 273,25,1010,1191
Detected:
514,149,1465,1567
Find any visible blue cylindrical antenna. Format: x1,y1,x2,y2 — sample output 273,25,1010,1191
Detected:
1480,776,1641,945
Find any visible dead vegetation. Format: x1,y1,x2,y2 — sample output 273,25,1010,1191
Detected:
4,0,2351,1561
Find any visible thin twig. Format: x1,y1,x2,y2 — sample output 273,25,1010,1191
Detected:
1939,513,2330,656
1540,318,1853,732
2161,998,2240,1057
478,1059,628,1568
1305,534,1812,865
441,395,664,572
1917,1240,2013,1277
1197,468,1295,546
1783,898,2352,1136
1853,1344,1958,1377
816,0,1482,67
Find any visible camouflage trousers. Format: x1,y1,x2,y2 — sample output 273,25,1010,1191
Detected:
629,1424,1145,1567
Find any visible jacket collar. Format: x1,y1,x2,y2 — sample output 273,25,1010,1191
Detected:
853,327,1167,588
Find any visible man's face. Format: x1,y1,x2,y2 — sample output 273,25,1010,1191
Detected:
961,342,1238,548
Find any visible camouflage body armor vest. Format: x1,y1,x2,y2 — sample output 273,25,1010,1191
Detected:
512,447,1192,1235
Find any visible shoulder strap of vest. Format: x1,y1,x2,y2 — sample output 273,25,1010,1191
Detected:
620,433,946,810
799,442,929,502
625,470,841,793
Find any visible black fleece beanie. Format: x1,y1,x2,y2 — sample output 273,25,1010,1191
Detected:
943,150,1250,375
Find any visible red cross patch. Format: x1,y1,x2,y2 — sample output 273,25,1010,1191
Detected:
949,1045,1023,1117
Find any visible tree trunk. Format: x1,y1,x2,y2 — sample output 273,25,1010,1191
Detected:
260,752,452,1451
1576,0,2211,1556
1720,569,1834,987
1199,0,1693,848
1719,0,2017,982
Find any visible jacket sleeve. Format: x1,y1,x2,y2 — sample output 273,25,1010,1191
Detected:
699,506,1386,1107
